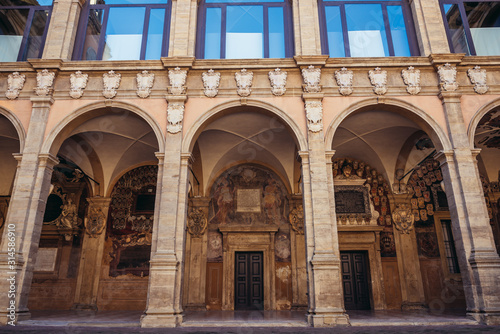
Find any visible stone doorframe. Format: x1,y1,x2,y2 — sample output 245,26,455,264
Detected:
219,225,279,310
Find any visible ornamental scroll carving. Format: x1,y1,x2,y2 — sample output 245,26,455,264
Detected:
167,102,184,134
289,205,304,234
305,100,323,132
368,67,387,95
85,206,107,238
136,70,155,98
401,66,421,95
69,71,88,99
187,208,207,238
467,66,488,95
202,69,221,97
235,69,253,97
268,68,287,96
437,63,458,92
334,67,353,96
168,67,187,95
301,65,321,93
103,70,121,99
6,72,25,100
35,69,55,96
392,203,415,234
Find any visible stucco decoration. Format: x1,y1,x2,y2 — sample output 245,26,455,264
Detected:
235,69,253,97
368,67,387,95
136,70,155,98
202,69,221,97
85,206,107,238
301,65,321,93
168,67,187,95
102,70,121,99
69,71,88,99
167,102,184,134
401,66,421,95
268,68,287,96
392,204,415,234
334,67,353,96
467,66,488,95
6,72,25,100
437,63,458,91
289,205,304,234
187,208,207,237
304,100,323,132
35,69,55,96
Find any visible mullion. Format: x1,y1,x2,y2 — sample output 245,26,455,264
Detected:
382,4,395,56
17,8,35,61
401,0,418,55
458,3,476,55
264,5,269,58
221,5,227,59
440,2,456,53
96,7,110,61
140,7,151,60
162,2,172,57
339,4,349,57
37,8,53,58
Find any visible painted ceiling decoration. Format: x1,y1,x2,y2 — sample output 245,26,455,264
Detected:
475,108,500,149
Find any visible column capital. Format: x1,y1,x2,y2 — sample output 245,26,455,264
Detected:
165,94,188,104
433,150,454,166
297,150,310,163
155,152,165,163
86,196,112,208
438,91,462,103
30,96,54,107
180,152,194,166
325,150,336,163
302,92,324,102
38,153,59,168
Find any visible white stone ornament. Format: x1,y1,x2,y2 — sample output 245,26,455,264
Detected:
437,63,458,91
301,65,321,93
334,67,353,96
268,68,287,96
136,70,155,98
401,66,421,95
167,102,185,134
168,67,187,95
69,71,88,99
235,69,253,97
368,67,387,95
305,100,323,132
467,66,488,95
202,69,221,97
35,69,55,96
392,204,415,234
6,72,25,100
102,70,121,99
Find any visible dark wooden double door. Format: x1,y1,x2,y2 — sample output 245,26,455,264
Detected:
235,252,264,310
341,251,371,310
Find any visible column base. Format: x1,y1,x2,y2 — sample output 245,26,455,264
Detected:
467,311,500,325
0,309,30,325
140,312,183,328
307,311,350,327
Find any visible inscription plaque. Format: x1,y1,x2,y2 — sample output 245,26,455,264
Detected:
237,189,261,212
34,248,58,272
334,186,370,215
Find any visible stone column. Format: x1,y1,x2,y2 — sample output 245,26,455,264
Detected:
436,90,500,325
409,0,450,55
289,195,308,309
169,0,198,57
292,0,322,55
72,197,111,311
43,0,86,59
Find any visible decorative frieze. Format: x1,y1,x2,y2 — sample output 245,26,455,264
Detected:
85,206,107,238
334,67,353,96
304,100,323,133
187,208,207,238
235,69,253,97
102,70,121,99
301,65,321,93
35,69,55,96
437,63,458,92
392,204,415,234
368,67,387,95
6,72,25,100
401,66,421,95
69,71,88,99
136,70,155,98
167,102,185,134
289,205,304,234
202,69,220,97
268,68,287,96
168,67,187,95
467,66,488,95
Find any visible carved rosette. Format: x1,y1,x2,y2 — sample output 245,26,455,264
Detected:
102,70,121,99
368,67,387,95
268,68,287,96
202,69,221,97
289,206,304,234
301,65,321,93
334,67,353,96
35,69,55,96
437,63,458,92
305,100,323,133
6,72,25,100
401,66,421,95
392,204,415,234
69,71,88,99
235,69,253,97
85,207,106,238
136,70,155,98
187,208,207,238
167,102,185,134
168,67,187,95
467,66,488,95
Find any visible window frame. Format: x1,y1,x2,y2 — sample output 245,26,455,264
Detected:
317,0,420,57
72,0,172,61
196,0,294,59
434,212,462,281
0,1,53,61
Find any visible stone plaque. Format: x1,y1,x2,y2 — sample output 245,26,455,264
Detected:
237,189,261,212
334,186,370,214
34,248,58,272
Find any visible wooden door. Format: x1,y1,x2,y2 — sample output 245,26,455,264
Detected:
235,252,264,310
341,251,371,310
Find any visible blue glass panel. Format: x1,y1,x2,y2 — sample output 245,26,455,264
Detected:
325,6,345,57
145,8,165,59
98,0,168,4
226,6,263,59
387,5,410,56
443,4,470,54
0,8,29,61
324,0,395,1
268,7,285,58
37,0,53,5
103,7,145,60
82,8,104,60
345,4,389,57
465,2,500,56
205,7,221,59
206,0,283,3
2,0,54,5
24,9,49,59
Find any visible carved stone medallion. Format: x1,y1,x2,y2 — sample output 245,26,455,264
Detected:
187,208,207,238
103,70,121,99
289,205,304,234
136,70,155,98
85,207,106,238
235,69,253,97
202,69,221,97
305,100,323,132
167,102,185,134
334,67,353,96
268,68,287,96
35,69,55,96
6,72,25,100
168,67,187,95
392,203,415,234
368,67,387,95
437,63,458,91
69,71,88,99
301,65,321,93
401,66,421,95
467,66,488,94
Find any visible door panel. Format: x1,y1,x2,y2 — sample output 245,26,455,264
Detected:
341,251,370,310
235,252,263,309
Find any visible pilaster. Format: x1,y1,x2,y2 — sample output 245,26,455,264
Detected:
292,0,323,56
409,0,450,55
168,0,198,57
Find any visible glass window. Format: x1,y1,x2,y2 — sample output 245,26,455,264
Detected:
197,0,293,59
73,0,171,60
0,0,52,62
441,219,460,274
441,1,500,56
319,0,417,57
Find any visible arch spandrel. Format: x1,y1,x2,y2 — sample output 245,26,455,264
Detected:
0,106,27,152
